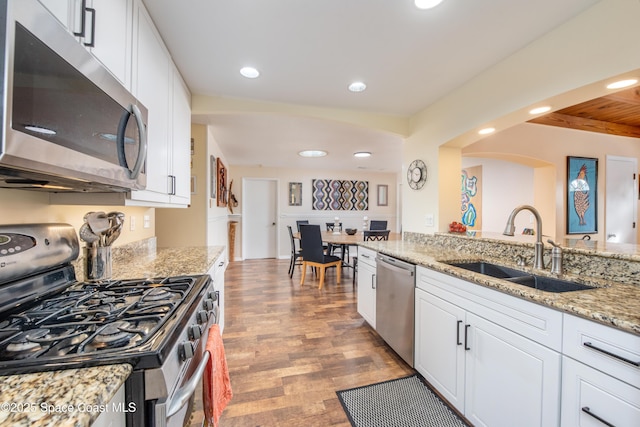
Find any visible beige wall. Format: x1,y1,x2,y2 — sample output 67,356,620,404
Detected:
403,0,640,235
228,165,399,260
0,189,155,246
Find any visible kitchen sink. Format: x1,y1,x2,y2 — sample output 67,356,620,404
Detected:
505,275,595,293
445,261,596,293
445,261,529,279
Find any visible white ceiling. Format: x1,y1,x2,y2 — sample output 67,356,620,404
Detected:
143,0,599,173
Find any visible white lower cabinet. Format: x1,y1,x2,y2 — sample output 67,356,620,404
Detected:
561,356,640,427
560,314,640,427
415,266,562,427
356,247,377,328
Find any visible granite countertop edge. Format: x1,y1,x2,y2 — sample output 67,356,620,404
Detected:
360,240,640,336
0,244,226,427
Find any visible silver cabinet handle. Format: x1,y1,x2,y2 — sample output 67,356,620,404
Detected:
583,342,640,367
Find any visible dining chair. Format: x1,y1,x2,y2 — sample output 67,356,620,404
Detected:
363,229,390,241
287,225,303,278
325,222,347,260
299,224,342,289
296,220,310,232
353,230,390,284
369,220,388,230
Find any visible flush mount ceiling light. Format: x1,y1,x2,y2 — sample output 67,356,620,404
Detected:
298,150,327,158
354,151,372,158
478,127,495,135
529,106,552,115
348,81,367,92
606,78,638,89
239,66,260,79
415,0,445,10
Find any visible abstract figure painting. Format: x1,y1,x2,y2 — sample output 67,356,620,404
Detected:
461,166,482,231
567,156,597,234
312,179,368,211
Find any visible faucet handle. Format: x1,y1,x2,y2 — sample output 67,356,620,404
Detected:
546,239,560,248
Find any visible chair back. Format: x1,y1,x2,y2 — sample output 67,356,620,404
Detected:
363,230,390,241
287,225,299,253
296,220,309,232
369,220,388,230
326,222,343,232
299,224,326,263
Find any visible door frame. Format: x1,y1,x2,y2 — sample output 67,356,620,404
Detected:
241,177,280,260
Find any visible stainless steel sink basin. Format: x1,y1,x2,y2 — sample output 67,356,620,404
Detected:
446,261,529,279
505,275,595,293
445,261,595,293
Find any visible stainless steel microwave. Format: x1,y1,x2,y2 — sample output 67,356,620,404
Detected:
0,0,147,192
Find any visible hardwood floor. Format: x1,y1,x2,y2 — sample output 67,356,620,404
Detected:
215,258,414,426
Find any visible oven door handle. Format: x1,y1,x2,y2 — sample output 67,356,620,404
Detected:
165,351,210,418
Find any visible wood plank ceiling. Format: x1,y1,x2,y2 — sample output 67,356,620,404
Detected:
528,86,640,138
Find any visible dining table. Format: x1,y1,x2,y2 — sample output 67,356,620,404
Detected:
293,230,400,268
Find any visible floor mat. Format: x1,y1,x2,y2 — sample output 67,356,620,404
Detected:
336,374,470,427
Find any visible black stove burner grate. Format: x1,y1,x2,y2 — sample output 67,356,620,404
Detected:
0,275,201,362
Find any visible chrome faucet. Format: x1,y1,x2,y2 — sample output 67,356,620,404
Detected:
547,239,563,275
503,205,545,270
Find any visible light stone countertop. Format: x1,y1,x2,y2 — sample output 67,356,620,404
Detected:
0,244,225,427
361,237,640,336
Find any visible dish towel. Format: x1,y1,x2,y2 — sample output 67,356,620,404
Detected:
204,324,233,427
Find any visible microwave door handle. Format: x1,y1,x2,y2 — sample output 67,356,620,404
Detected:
73,0,87,37
130,104,147,179
117,105,147,179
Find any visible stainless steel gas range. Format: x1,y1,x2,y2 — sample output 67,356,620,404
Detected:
0,224,220,427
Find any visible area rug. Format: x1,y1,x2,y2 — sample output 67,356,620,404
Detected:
336,374,470,427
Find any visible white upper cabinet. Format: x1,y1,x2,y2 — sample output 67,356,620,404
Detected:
37,0,133,88
169,66,192,205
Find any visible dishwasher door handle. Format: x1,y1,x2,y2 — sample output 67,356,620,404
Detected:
377,258,415,276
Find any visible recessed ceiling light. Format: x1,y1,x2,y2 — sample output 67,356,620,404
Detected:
415,0,444,10
606,79,638,89
348,81,367,93
478,127,495,135
240,66,260,79
298,150,327,158
354,152,371,158
529,106,552,115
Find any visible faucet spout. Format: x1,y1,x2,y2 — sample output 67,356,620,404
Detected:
503,205,545,269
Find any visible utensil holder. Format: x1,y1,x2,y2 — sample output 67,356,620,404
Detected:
84,246,112,282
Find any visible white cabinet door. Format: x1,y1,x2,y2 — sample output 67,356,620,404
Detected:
37,0,73,29
414,288,466,413
168,67,192,205
86,0,133,88
356,260,376,328
210,253,227,334
129,0,171,204
464,313,561,427
561,356,640,427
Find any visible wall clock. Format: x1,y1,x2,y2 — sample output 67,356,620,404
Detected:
407,159,427,190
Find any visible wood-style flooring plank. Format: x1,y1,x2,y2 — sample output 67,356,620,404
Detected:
210,259,414,426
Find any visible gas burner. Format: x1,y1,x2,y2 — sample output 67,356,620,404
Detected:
142,288,174,302
45,333,90,357
94,321,134,346
4,328,50,356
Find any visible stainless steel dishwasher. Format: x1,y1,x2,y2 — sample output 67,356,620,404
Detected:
376,254,416,367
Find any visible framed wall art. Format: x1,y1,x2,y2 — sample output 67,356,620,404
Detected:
567,156,597,234
216,157,227,207
377,185,388,206
210,155,216,199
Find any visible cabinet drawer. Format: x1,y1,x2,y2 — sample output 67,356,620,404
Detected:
357,247,377,268
561,356,640,427
563,314,640,386
417,266,563,351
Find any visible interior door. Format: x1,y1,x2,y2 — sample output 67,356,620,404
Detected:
605,156,637,244
242,178,278,259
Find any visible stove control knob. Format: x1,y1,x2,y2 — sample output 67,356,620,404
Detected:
179,342,195,361
208,291,218,302
188,325,202,340
196,310,209,324
203,299,214,311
